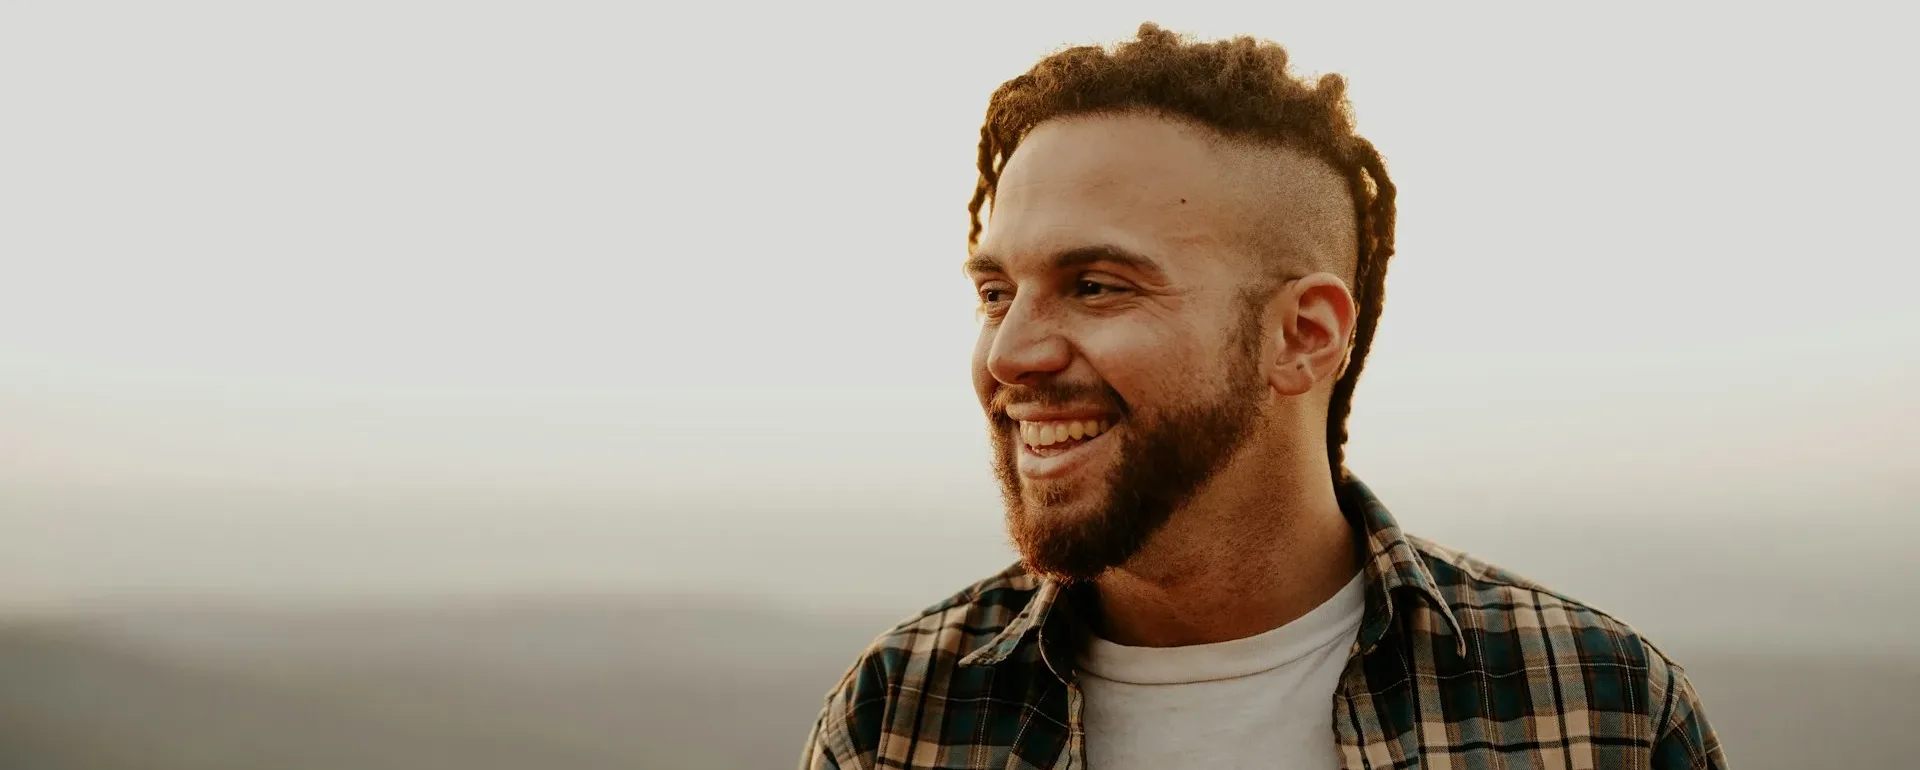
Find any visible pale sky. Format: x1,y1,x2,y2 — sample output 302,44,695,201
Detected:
1,3,1915,620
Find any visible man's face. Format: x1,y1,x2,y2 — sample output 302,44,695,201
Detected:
967,113,1292,582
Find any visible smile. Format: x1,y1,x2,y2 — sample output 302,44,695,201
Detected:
1015,417,1121,478
1020,418,1112,449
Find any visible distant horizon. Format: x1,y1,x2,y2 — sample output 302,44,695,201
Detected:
6,478,1914,661
4,596,1914,769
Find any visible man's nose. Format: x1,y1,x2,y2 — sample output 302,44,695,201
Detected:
985,295,1072,386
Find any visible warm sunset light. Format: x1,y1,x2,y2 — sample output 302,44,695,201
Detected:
0,3,1912,768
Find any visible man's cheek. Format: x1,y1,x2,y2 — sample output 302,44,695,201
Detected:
970,338,997,405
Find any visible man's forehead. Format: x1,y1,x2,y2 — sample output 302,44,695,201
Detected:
980,112,1356,278
992,115,1221,214
978,116,1219,275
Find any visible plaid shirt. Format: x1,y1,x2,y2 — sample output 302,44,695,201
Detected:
799,478,1726,769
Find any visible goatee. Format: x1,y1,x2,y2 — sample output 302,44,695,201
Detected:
989,307,1267,582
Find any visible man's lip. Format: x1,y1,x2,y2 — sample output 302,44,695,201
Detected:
1016,422,1118,479
1004,408,1116,422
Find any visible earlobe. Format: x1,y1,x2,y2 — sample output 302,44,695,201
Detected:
1281,273,1358,391
1265,322,1317,397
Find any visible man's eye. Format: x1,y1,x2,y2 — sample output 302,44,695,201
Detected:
1075,280,1120,296
977,287,1013,312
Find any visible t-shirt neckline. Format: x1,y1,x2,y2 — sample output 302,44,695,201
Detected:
1077,572,1366,685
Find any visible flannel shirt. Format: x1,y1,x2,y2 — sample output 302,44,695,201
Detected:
799,477,1726,769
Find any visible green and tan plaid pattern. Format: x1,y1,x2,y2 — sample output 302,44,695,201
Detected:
799,478,1726,769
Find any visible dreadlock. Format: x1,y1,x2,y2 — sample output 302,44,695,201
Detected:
966,22,1399,481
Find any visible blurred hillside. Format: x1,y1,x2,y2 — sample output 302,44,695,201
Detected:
1,596,1914,769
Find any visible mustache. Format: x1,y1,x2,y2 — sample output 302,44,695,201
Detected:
988,381,1130,421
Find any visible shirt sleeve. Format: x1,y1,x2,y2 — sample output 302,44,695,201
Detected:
797,710,844,770
1650,663,1727,769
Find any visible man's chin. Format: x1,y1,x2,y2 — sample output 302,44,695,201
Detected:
1013,546,1111,584
1007,497,1131,583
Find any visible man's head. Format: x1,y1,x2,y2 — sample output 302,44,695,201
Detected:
965,24,1398,582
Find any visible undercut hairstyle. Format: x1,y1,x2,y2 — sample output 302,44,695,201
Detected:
966,22,1399,481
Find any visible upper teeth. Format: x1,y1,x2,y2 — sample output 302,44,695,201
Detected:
1020,419,1111,447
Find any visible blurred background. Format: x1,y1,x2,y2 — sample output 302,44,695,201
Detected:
2,2,1916,768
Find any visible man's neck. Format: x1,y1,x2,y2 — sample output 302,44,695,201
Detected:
1088,460,1359,649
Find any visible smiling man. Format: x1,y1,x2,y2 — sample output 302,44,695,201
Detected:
800,24,1724,770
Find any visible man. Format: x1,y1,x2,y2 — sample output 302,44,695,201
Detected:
801,23,1725,770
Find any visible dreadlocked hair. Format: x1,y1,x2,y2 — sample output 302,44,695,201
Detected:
966,22,1399,482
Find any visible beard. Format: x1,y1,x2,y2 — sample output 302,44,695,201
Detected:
989,302,1268,583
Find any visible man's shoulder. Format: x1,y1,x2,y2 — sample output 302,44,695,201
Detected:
1404,533,1690,686
1408,534,1638,634
1401,535,1722,764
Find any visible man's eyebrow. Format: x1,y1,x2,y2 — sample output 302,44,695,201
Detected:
963,245,1170,282
962,254,1003,275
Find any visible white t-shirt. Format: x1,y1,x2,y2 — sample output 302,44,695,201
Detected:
1077,573,1366,770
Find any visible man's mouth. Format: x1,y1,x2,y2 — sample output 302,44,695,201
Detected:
1018,418,1116,457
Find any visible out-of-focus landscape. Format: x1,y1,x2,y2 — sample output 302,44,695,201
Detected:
4,505,1918,769
4,2,1917,769
2,587,1918,769
2,613,1917,770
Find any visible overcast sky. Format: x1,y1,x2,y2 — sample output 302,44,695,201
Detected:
1,2,1914,615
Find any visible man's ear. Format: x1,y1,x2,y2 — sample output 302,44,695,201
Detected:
1266,273,1357,397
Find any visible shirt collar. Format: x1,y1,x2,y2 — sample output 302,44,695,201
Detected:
958,474,1467,676
1340,474,1469,659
